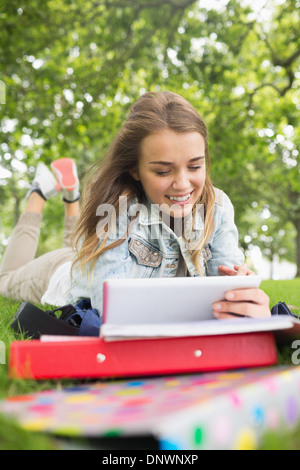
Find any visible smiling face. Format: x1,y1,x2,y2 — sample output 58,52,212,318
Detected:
131,129,206,218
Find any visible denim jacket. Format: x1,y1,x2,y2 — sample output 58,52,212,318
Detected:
68,188,244,316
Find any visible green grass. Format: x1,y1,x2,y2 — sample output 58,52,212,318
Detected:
0,413,57,450
0,279,300,449
0,297,65,449
261,278,300,315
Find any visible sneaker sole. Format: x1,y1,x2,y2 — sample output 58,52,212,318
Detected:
51,158,78,191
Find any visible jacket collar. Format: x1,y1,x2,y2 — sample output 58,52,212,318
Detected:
135,197,205,232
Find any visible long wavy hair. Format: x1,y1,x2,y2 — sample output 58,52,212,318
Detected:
72,91,215,275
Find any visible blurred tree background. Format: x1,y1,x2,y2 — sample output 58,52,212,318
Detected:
0,0,299,276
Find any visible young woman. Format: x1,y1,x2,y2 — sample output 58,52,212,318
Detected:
68,90,270,320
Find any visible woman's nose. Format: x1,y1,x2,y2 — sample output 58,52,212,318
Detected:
172,171,189,190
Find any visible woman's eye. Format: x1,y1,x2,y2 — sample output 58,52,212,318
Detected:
189,166,202,171
154,166,203,175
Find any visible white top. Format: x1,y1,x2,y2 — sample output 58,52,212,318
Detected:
41,262,72,306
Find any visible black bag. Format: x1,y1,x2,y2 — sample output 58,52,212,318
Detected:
11,299,102,339
271,301,298,318
10,302,80,339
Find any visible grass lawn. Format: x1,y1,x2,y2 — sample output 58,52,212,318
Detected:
0,278,300,449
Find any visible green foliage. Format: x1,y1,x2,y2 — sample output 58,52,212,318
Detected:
0,0,299,273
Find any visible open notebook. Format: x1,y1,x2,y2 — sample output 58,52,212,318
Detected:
100,276,297,341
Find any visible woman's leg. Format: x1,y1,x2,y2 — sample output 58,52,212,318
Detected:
0,190,67,303
52,158,81,248
63,201,80,248
0,161,61,276
0,193,45,275
0,247,74,303
0,159,80,303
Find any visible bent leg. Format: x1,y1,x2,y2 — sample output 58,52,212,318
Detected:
63,216,79,248
0,247,73,303
63,200,80,248
0,212,42,275
0,160,80,303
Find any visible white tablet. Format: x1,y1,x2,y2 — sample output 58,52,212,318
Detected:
102,275,262,326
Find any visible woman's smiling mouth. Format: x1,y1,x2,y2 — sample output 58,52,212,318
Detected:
166,191,194,204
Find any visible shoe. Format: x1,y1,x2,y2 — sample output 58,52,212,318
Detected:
51,158,80,203
27,162,61,200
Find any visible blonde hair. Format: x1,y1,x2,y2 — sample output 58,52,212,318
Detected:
73,91,215,275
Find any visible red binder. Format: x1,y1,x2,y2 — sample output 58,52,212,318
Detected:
9,332,277,380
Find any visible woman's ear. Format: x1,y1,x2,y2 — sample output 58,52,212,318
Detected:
130,168,140,181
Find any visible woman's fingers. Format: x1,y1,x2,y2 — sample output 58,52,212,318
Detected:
225,288,269,305
212,288,271,319
218,264,255,276
218,265,238,276
213,303,271,319
233,264,255,276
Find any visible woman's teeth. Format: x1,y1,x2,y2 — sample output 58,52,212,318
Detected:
168,193,191,202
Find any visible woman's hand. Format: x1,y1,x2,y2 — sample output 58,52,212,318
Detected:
212,288,271,319
213,264,271,319
218,264,255,276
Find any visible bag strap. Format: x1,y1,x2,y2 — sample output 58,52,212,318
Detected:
271,301,299,319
